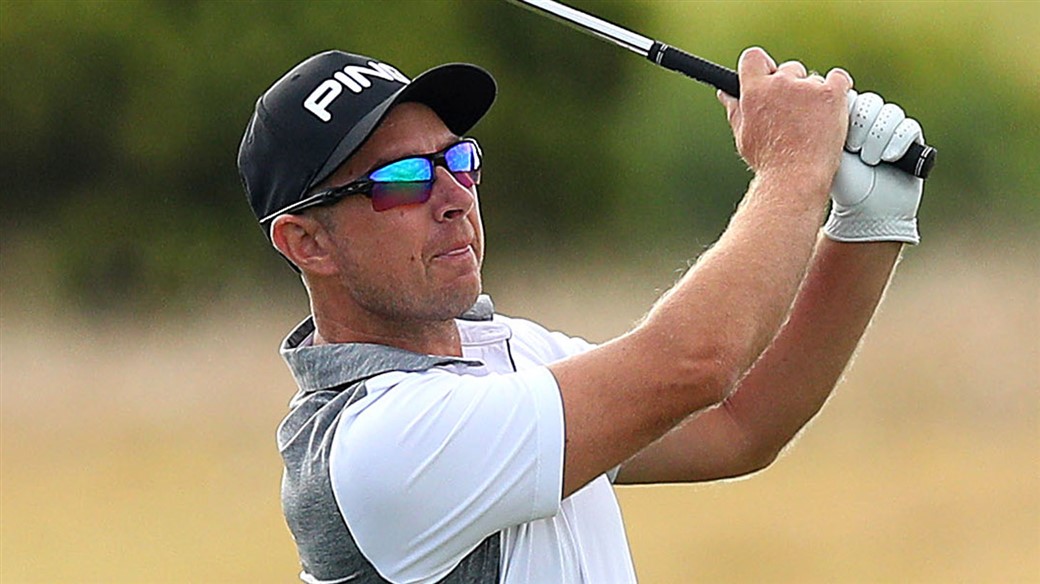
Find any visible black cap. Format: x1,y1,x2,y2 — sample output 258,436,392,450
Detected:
237,50,496,228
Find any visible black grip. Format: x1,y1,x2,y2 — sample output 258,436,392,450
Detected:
650,41,742,98
647,41,936,179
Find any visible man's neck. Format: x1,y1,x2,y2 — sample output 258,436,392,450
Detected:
311,311,464,357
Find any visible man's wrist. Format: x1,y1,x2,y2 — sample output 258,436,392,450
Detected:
754,163,837,198
745,170,833,220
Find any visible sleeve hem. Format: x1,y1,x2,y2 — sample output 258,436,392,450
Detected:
527,366,566,518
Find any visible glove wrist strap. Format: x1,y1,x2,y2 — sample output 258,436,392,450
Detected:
823,215,920,245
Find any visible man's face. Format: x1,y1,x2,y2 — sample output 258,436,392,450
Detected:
316,102,485,324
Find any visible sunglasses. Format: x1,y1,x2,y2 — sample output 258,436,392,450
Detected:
276,139,482,218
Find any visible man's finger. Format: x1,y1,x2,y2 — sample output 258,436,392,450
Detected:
846,92,884,153
717,89,739,126
717,88,737,108
776,60,808,78
861,103,906,165
882,118,924,162
738,47,777,79
826,68,854,93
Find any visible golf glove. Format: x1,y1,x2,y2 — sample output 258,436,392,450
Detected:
824,90,925,245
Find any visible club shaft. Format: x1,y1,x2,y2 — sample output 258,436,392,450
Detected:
506,0,936,179
508,0,653,56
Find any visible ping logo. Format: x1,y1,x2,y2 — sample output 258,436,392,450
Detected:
303,61,410,122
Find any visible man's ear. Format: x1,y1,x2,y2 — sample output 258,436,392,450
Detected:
270,214,338,276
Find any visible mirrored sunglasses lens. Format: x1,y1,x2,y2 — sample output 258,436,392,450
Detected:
370,157,432,182
445,141,480,173
370,182,433,211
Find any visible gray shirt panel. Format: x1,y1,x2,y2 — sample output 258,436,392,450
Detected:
277,296,502,583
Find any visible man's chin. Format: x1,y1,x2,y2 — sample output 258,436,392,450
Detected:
440,281,482,320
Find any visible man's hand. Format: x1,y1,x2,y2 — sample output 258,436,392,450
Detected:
718,47,853,191
824,91,926,244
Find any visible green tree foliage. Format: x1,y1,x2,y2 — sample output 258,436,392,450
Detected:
1,0,1036,311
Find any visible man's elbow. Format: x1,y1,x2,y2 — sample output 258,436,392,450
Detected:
736,421,817,478
706,439,783,481
738,442,783,476
719,404,792,478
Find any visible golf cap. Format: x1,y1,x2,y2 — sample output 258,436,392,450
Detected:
237,50,496,230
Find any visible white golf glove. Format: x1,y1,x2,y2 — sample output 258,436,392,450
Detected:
824,90,925,244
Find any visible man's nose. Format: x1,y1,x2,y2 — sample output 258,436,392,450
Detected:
430,166,476,222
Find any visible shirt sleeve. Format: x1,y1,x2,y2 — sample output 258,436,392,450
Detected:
328,366,565,584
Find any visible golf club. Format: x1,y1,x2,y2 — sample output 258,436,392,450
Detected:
506,0,937,179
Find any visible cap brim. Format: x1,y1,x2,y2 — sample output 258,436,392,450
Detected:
309,63,496,190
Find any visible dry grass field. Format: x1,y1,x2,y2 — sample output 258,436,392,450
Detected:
2,237,1037,583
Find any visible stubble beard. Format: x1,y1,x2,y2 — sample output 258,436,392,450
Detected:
340,254,482,330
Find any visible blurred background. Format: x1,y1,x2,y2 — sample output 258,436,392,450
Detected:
1,1,1037,582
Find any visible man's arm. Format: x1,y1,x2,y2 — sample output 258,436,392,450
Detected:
616,236,901,483
616,88,927,484
548,48,854,498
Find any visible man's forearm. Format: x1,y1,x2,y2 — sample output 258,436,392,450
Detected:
554,174,830,495
616,236,902,484
722,236,902,466
635,174,830,393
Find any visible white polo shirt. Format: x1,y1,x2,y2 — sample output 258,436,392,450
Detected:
324,314,637,583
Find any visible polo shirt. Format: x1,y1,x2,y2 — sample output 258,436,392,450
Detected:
277,296,636,583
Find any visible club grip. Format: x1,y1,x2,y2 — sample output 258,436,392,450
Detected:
650,41,741,99
647,42,936,179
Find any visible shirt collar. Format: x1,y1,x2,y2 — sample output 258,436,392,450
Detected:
280,295,496,393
